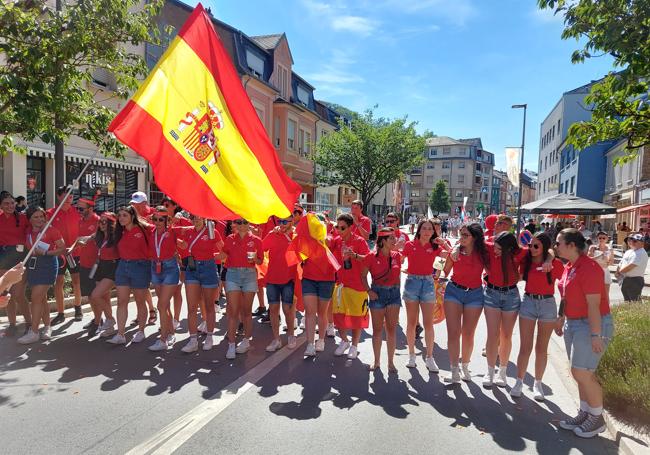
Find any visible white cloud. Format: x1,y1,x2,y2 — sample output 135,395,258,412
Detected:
372,0,478,26
304,49,364,98
532,7,565,24
331,15,379,35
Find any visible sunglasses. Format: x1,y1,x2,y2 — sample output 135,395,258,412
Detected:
99,219,108,224
598,237,608,241
336,225,347,231
385,219,397,224
278,219,290,225
531,243,541,249
234,220,249,225
152,217,166,222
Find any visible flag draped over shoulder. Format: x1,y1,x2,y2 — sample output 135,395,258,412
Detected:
108,3,301,223
285,213,340,273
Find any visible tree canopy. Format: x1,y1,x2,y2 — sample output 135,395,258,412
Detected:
538,0,650,163
428,180,450,215
313,108,426,211
0,0,162,158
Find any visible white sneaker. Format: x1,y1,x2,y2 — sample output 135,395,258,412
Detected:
172,319,180,331
148,339,168,352
326,323,336,337
181,338,198,353
166,334,176,347
287,335,297,349
483,368,495,387
334,341,350,356
40,326,52,341
445,366,461,384
494,367,508,388
406,354,417,368
533,380,545,401
347,345,358,359
197,321,207,334
226,343,236,359
425,356,439,373
18,328,40,345
510,379,523,398
299,318,305,329
294,319,299,330
202,334,213,351
131,330,145,344
304,343,316,357
99,319,116,338
460,363,472,382
98,318,111,331
107,333,126,345
315,339,325,352
235,338,250,354
266,339,282,352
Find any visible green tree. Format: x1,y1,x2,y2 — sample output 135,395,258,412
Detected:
428,180,450,215
0,0,162,160
313,108,426,212
538,0,650,163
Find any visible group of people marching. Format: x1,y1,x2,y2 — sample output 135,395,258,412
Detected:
1,191,614,439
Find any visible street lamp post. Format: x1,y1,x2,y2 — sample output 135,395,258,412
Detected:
512,104,527,235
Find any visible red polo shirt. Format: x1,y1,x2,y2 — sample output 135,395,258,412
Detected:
46,206,80,252
449,251,485,289
523,258,564,295
26,227,64,252
176,226,222,261
403,239,441,275
170,216,193,258
98,241,119,261
485,243,527,287
150,228,180,261
222,232,262,268
363,250,401,286
262,230,296,284
558,254,610,318
78,213,100,268
350,215,371,239
0,211,29,246
117,225,152,260
336,233,370,291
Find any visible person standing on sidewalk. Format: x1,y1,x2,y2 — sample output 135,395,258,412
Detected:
350,199,371,241
76,197,100,332
588,232,614,295
556,228,614,439
615,233,648,302
91,212,119,339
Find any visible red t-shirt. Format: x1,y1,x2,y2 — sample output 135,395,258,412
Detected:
46,206,80,251
558,254,610,318
117,225,151,260
150,228,180,261
449,251,485,289
485,243,527,287
363,250,402,286
402,239,441,275
177,226,223,261
171,216,193,259
26,227,64,251
0,211,29,246
523,258,564,295
336,233,370,291
262,231,296,284
302,234,339,282
350,215,371,239
222,232,262,268
78,213,100,267
98,241,119,261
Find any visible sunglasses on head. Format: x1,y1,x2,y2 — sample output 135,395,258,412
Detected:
278,219,290,225
234,220,249,225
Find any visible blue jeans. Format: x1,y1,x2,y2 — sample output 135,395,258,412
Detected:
225,267,257,293
564,314,614,371
368,285,401,310
115,259,151,289
444,281,484,307
301,278,335,300
519,295,557,322
266,281,295,305
483,286,521,312
151,258,181,286
403,275,436,303
185,259,219,288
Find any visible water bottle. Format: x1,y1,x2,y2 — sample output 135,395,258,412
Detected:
65,254,77,269
207,220,215,239
343,258,352,270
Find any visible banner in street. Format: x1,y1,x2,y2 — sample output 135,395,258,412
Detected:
505,147,521,188
108,3,301,223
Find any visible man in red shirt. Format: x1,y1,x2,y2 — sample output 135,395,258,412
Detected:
77,197,100,329
47,186,82,325
350,199,371,241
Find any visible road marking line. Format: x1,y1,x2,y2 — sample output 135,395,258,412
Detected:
126,337,306,455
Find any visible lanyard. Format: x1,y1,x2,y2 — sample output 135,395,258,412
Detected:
187,227,206,254
154,230,168,259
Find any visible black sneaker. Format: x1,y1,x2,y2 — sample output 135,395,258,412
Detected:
573,413,606,438
260,313,271,324
83,318,102,330
74,306,83,322
252,307,267,317
51,312,65,326
415,324,423,339
237,322,244,335
559,410,589,431
4,324,17,337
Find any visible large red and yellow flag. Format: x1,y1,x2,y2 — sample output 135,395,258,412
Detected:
108,4,301,223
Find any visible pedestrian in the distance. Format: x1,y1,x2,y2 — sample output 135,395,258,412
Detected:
615,233,648,302
588,232,613,295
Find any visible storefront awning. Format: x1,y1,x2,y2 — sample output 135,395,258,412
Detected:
66,152,147,172
616,203,650,214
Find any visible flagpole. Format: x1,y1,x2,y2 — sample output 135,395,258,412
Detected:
512,104,527,235
22,149,101,266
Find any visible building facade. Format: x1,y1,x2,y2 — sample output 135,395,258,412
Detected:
559,139,617,202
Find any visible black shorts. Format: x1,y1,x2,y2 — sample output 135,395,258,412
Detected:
94,259,118,283
79,266,95,297
0,246,25,270
57,255,80,276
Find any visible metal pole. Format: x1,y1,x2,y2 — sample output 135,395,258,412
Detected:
22,149,100,266
514,104,527,235
54,0,65,188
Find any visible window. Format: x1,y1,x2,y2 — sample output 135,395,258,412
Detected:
557,119,561,136
255,107,264,122
274,116,280,147
246,49,265,77
459,147,467,156
277,64,289,99
570,176,575,194
543,180,546,192
559,183,563,193
458,161,465,168
442,147,451,155
411,191,420,197
469,192,474,199
455,190,463,198
426,162,435,169
426,176,434,184
305,132,311,155
429,148,438,157
297,85,310,106
475,163,481,171
442,161,451,169
287,119,296,150
475,176,481,184
458,175,464,184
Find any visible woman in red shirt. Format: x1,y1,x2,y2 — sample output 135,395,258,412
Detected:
402,219,450,371
442,223,489,383
17,206,66,344
176,214,223,353
511,232,564,400
556,228,613,439
219,219,263,360
0,191,30,335
363,228,402,372
90,212,120,339
106,206,153,346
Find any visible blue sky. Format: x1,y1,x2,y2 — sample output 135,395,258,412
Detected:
205,0,615,171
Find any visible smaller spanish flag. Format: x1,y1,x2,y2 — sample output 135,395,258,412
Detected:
285,213,340,273
109,4,301,223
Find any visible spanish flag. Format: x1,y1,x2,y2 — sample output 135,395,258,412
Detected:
108,4,301,223
285,213,340,273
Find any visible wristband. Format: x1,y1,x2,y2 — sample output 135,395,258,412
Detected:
590,333,601,338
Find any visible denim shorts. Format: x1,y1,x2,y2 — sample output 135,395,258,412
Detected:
115,259,151,289
483,286,521,312
185,259,219,288
302,278,335,300
403,275,436,303
151,258,180,286
225,267,257,293
444,281,484,308
368,284,401,310
266,281,295,305
520,295,557,322
27,255,58,286
564,314,614,371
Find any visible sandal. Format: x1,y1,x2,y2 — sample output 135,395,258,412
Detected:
147,309,158,326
